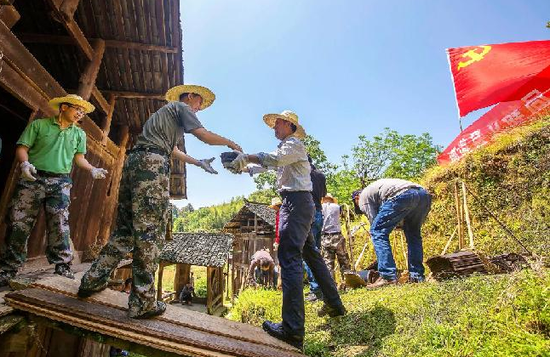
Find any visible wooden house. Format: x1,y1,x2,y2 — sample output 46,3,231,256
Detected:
0,0,188,355
158,232,233,316
223,200,277,298
0,0,186,269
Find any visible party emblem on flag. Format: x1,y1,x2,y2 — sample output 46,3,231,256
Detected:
457,46,491,71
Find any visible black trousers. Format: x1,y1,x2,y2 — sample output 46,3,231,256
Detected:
278,191,343,336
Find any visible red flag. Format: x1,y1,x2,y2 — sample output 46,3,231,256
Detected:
448,40,550,117
438,86,550,165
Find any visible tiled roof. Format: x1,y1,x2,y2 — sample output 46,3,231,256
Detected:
160,233,233,267
244,201,276,227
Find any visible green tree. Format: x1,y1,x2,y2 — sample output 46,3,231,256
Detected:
172,197,245,232
350,128,441,185
247,189,277,204
326,155,362,205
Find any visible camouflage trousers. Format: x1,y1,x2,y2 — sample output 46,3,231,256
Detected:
80,150,170,317
321,233,351,281
0,176,73,275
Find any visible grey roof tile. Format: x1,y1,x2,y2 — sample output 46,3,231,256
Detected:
160,233,233,267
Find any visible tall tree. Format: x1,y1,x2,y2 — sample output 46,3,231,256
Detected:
350,128,441,185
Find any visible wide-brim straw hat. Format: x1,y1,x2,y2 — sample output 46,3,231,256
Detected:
263,110,306,139
48,94,95,114
269,197,282,209
165,84,216,110
322,193,338,203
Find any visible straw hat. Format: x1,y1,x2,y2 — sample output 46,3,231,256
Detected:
269,197,282,209
263,110,306,139
322,193,338,203
48,94,95,114
165,84,216,110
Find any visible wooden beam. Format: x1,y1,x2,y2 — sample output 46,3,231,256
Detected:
118,125,130,148
77,39,105,100
101,94,116,142
17,33,178,53
99,90,165,100
0,5,20,29
46,0,93,60
91,86,110,114
0,20,65,99
60,0,79,19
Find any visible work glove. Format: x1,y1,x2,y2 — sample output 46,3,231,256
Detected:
197,157,218,174
229,153,249,172
220,151,241,174
20,161,37,181
90,167,108,179
243,164,266,177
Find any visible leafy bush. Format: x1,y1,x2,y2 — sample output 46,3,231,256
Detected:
194,276,208,298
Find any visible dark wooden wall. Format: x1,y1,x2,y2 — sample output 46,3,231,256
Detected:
0,11,126,265
227,210,275,297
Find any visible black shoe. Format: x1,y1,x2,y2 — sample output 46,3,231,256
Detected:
318,303,347,318
77,286,104,298
54,264,75,279
132,301,167,319
262,321,303,350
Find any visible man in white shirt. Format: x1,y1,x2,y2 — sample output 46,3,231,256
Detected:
227,110,345,350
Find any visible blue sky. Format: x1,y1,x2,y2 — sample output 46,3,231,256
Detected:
174,0,550,209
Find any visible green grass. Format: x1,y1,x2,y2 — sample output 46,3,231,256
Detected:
227,268,549,357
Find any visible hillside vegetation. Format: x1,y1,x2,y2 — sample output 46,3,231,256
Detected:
347,119,550,271
228,269,549,357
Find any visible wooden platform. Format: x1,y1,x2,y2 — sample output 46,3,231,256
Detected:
4,276,302,357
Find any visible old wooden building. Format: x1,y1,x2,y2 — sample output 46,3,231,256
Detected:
0,0,188,356
224,200,277,297
0,0,187,267
158,232,233,316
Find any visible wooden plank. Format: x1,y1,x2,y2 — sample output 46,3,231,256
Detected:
5,287,303,356
0,291,14,317
28,276,296,352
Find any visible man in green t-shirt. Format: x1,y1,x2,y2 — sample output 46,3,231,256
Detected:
79,84,242,319
0,94,108,286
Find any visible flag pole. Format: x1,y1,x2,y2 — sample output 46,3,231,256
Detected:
446,48,464,133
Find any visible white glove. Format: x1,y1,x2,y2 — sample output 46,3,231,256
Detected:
90,167,108,179
20,161,37,181
198,157,218,174
229,153,249,172
243,164,267,177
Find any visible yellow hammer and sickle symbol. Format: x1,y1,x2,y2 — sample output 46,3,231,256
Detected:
457,45,492,71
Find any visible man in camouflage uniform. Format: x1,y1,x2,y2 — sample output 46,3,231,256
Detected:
321,194,351,282
78,85,242,319
0,95,108,286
